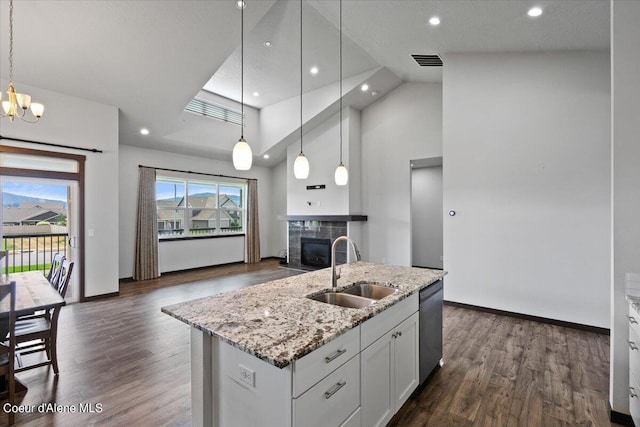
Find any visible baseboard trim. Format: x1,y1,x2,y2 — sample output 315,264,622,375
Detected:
610,408,634,426
444,301,610,335
83,291,119,302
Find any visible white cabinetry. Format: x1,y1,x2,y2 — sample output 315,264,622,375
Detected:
629,301,640,425
361,294,419,427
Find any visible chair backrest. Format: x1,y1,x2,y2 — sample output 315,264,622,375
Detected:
47,253,66,286
0,250,8,276
57,259,74,299
0,280,16,425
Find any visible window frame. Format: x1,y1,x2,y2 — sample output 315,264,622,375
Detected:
155,175,247,240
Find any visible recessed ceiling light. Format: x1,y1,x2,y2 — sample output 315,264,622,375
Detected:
253,92,260,97
140,128,149,135
263,41,272,47
527,7,543,17
310,66,319,75
263,154,270,159
429,16,441,26
361,84,369,92
235,0,246,10
371,91,379,97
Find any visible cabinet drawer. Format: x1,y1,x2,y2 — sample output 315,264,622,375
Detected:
293,355,360,427
293,325,360,397
630,325,640,385
340,407,361,427
629,301,640,339
631,372,640,426
361,292,418,349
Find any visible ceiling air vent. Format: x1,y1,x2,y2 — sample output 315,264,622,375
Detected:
185,98,243,126
411,54,443,67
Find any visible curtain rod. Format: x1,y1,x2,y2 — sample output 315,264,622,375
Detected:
139,165,257,181
0,135,103,153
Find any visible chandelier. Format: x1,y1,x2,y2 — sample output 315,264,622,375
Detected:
1,0,44,123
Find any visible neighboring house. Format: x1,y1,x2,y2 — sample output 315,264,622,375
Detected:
156,194,241,232
2,203,67,226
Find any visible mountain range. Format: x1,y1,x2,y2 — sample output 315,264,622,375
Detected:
2,192,67,207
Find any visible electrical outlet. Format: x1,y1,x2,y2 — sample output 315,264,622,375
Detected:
239,364,255,388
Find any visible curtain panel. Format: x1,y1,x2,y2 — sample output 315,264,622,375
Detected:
133,167,160,280
246,180,261,264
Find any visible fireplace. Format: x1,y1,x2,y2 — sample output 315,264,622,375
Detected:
301,237,331,269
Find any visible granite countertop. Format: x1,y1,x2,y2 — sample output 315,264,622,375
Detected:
161,262,446,368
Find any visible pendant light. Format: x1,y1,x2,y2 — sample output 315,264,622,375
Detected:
334,0,348,186
0,0,44,123
294,0,309,180
232,0,253,171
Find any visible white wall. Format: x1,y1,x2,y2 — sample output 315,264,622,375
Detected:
286,108,359,215
443,51,610,327
270,160,288,258
0,81,119,298
361,83,443,265
118,144,275,279
611,0,640,415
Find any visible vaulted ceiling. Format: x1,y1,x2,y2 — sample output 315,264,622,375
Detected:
0,0,610,165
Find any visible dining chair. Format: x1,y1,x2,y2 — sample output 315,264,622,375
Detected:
0,281,17,425
0,250,8,276
15,260,73,375
46,253,65,289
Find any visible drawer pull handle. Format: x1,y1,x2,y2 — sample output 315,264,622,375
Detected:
324,381,346,399
631,387,638,398
325,349,347,364
392,331,403,339
630,316,638,325
630,341,639,351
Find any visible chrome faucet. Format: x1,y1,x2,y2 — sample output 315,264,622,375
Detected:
331,236,362,291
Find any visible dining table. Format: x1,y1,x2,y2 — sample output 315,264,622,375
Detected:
0,270,66,319
0,270,66,393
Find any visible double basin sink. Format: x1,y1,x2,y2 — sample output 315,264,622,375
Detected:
308,283,398,309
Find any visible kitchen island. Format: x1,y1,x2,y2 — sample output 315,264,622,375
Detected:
162,262,445,427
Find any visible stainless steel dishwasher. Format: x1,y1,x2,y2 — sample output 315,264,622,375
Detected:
419,278,443,384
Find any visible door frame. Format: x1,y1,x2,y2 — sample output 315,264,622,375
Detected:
0,145,86,301
409,156,443,270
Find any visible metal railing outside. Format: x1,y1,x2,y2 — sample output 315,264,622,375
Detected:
1,233,68,275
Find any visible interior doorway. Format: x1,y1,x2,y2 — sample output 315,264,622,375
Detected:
0,145,85,301
410,157,443,269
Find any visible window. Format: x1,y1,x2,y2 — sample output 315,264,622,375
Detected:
156,177,246,238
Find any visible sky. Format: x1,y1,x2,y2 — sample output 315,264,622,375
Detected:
2,181,68,202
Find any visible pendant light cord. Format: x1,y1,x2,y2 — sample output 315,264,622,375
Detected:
300,0,303,155
339,0,343,165
241,2,244,139
8,0,14,84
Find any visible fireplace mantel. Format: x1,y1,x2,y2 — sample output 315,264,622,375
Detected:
280,215,367,222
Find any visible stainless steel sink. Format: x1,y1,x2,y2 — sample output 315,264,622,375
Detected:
341,283,397,300
308,292,376,309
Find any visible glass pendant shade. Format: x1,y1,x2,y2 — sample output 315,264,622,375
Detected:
233,137,253,170
294,153,309,179
334,163,349,186
30,102,44,118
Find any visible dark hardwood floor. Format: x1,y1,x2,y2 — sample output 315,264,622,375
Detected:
0,260,620,426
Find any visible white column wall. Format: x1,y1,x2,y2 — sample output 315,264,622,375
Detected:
611,0,640,415
361,82,443,265
442,51,610,327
